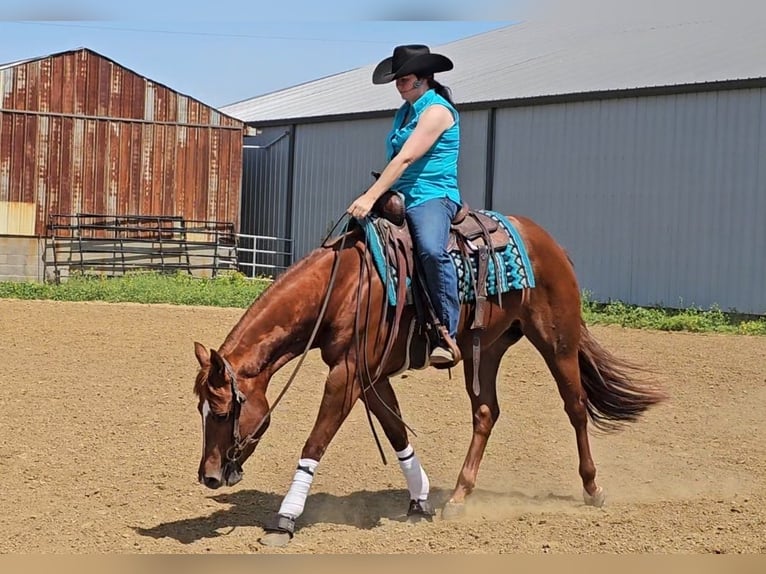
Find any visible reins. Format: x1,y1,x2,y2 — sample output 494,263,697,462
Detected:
222,212,416,467
222,214,352,460
353,220,418,466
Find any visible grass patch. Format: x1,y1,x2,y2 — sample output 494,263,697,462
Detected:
581,293,766,335
1,274,764,335
0,271,271,309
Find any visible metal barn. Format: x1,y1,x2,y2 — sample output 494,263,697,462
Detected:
0,47,246,280
224,9,766,315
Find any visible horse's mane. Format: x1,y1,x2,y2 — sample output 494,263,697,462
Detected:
193,231,368,399
238,225,365,326
243,246,329,310
197,244,343,384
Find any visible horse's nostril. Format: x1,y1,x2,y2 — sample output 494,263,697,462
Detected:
203,476,222,489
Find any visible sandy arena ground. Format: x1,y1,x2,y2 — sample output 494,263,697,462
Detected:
1,299,764,554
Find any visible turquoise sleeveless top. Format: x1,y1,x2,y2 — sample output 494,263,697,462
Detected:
386,89,461,209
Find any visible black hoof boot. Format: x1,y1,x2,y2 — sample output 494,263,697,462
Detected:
407,499,436,522
259,514,295,547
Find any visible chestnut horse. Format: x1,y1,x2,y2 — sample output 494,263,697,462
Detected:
192,213,664,547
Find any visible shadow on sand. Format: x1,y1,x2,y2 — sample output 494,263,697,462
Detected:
134,485,579,545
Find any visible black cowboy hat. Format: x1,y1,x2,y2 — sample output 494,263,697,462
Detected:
372,44,453,85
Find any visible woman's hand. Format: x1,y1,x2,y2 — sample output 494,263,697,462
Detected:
346,192,377,219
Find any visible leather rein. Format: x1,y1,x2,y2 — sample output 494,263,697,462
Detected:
217,211,416,468
217,215,352,466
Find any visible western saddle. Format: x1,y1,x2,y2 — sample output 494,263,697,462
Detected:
349,187,513,396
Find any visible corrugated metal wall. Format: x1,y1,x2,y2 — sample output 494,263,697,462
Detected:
0,48,244,236
239,127,293,274
243,86,764,314
240,128,291,238
492,88,766,315
455,109,490,209
291,117,391,258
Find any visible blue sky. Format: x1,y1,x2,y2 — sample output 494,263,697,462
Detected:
0,0,525,109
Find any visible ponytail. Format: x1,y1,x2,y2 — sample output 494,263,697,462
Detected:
426,78,454,106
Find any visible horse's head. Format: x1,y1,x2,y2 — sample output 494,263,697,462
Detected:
193,342,271,489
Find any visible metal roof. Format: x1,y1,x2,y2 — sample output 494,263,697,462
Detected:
1,47,247,126
0,56,37,70
222,8,766,125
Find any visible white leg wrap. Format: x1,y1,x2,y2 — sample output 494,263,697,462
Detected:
396,444,430,501
278,458,319,519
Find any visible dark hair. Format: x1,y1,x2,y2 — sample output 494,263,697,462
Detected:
424,77,454,106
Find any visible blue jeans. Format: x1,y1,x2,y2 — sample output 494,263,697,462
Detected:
406,197,460,340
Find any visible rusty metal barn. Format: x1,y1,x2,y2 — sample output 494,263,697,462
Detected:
0,47,248,281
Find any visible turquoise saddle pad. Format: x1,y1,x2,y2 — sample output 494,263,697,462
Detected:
361,210,536,306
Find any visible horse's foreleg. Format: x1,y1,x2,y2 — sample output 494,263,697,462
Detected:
260,363,360,546
444,340,506,518
362,377,435,519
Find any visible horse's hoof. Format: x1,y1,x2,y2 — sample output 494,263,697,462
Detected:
258,532,292,547
583,486,606,507
406,499,436,522
259,514,295,547
441,500,466,521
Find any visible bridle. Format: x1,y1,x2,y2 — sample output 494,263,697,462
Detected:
216,356,258,466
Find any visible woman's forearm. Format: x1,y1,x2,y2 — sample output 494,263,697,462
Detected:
365,155,411,200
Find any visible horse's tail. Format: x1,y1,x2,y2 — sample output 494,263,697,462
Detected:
577,321,666,432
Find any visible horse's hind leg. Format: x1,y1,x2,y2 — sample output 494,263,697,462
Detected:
443,335,512,519
362,377,436,519
525,319,605,507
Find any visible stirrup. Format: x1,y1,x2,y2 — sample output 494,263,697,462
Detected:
429,346,454,366
433,327,461,366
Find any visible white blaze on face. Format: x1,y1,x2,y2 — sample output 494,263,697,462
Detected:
201,400,211,457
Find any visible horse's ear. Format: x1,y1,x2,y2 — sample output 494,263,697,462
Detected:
194,342,210,367
208,349,230,386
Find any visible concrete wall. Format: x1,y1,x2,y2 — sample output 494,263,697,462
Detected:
0,236,45,282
